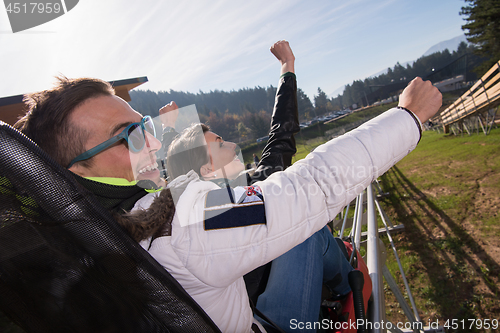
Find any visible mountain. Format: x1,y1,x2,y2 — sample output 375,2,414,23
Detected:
329,85,345,98
422,35,468,57
328,34,468,98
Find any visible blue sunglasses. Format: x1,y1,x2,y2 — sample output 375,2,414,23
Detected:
67,116,157,169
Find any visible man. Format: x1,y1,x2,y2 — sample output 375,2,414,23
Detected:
159,42,355,333
253,154,260,166
15,40,442,332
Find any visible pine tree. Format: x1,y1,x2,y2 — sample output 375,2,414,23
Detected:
461,0,500,73
297,88,313,117
314,88,328,115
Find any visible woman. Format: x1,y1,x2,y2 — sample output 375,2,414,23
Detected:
129,41,354,333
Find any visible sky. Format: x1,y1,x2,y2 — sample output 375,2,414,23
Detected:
0,0,467,103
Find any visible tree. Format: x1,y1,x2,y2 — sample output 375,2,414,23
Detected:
237,122,250,141
351,80,367,107
314,88,328,115
461,0,500,73
343,84,352,108
314,88,328,107
331,94,343,110
455,41,470,57
297,88,313,117
246,111,270,139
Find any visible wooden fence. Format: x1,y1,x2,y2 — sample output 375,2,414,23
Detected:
439,60,500,134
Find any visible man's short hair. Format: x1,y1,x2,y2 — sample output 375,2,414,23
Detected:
166,123,210,180
14,76,115,168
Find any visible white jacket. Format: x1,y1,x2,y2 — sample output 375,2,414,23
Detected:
135,108,421,333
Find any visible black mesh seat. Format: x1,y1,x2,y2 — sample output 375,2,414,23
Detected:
0,121,221,333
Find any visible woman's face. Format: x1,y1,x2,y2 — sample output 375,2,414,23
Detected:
204,131,244,179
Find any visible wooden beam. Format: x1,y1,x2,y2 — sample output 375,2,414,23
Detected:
0,76,148,126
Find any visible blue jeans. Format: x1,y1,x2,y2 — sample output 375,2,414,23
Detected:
255,226,353,333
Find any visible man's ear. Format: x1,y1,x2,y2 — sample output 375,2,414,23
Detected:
68,163,90,177
199,162,213,178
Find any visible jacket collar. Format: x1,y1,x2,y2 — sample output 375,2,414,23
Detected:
72,173,158,212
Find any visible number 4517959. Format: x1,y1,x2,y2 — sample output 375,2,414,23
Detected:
444,319,498,330
6,2,62,14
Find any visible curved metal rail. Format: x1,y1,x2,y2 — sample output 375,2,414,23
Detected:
336,182,427,333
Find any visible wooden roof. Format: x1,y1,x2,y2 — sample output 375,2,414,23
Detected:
0,76,148,126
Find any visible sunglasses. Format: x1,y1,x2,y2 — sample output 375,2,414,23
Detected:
67,116,157,169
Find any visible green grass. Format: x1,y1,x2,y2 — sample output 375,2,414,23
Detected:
292,138,324,162
377,127,500,328
390,128,500,232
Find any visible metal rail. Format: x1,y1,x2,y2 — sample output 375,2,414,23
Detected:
338,182,425,333
366,184,386,332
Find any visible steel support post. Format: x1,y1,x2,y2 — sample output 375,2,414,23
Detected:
366,184,385,332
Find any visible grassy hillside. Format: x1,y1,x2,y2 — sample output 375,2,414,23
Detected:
379,128,500,330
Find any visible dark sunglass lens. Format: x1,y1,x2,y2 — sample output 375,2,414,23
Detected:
127,124,145,152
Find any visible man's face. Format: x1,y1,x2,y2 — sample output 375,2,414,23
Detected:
204,131,244,179
69,95,162,185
